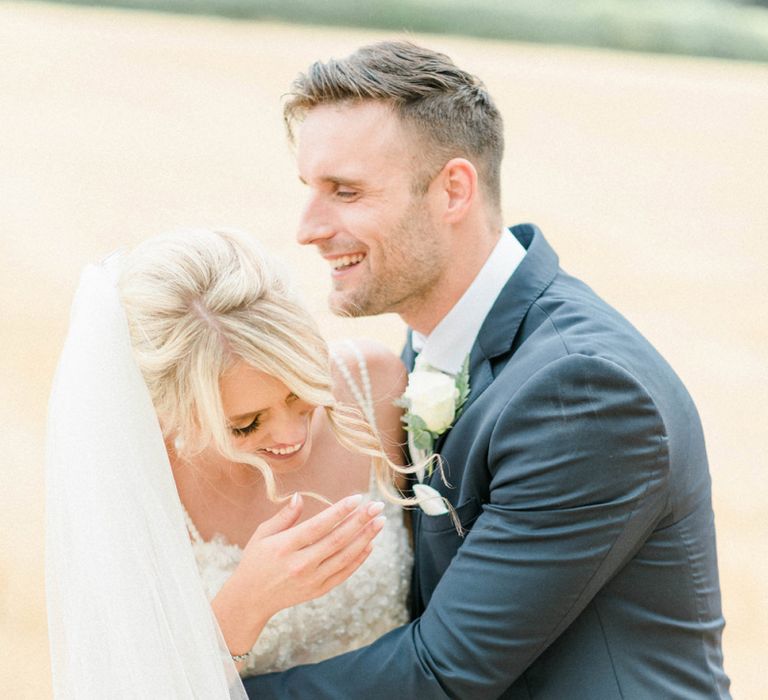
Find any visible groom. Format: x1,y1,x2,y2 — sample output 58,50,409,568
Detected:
244,42,730,698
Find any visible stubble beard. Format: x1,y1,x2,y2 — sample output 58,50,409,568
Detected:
328,205,444,319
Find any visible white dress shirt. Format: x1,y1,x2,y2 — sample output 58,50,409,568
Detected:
411,230,527,375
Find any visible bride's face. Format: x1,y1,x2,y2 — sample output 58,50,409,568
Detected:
219,360,316,474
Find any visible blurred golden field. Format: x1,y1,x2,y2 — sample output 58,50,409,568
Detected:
1,2,766,697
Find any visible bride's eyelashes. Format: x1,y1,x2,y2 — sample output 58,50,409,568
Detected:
231,414,262,437
229,393,301,437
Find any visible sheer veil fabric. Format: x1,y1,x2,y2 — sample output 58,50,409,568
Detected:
45,261,247,699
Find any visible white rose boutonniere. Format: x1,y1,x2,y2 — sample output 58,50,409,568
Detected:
396,355,470,479
405,368,458,433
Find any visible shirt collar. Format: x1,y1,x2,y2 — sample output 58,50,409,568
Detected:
411,229,526,375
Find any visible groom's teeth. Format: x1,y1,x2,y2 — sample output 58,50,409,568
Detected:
331,254,365,270
263,443,302,455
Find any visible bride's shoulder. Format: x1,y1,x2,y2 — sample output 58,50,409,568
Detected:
329,338,407,404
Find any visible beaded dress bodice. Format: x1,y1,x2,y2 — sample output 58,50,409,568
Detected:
183,343,412,676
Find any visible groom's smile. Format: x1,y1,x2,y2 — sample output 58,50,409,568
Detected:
327,252,367,279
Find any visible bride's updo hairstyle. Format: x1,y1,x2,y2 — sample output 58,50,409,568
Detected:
118,228,417,503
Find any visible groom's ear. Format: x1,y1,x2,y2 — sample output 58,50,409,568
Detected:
437,158,477,224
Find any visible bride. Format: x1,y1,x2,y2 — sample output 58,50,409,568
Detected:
46,228,421,698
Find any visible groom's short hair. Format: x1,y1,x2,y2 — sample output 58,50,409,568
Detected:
284,41,504,209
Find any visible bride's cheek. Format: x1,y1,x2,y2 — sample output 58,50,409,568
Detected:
241,437,262,455
229,433,258,454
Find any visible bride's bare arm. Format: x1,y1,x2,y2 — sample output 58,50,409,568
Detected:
211,494,385,660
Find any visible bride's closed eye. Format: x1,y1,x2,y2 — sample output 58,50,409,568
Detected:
231,414,261,437
229,393,301,437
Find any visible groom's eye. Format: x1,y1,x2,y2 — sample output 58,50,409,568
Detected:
336,189,358,200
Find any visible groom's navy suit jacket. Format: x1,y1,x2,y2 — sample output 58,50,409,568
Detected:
244,225,730,699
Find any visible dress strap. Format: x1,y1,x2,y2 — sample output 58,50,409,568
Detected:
180,502,204,544
331,341,379,494
331,340,378,434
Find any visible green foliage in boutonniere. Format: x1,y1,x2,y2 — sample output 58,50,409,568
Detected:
455,354,470,416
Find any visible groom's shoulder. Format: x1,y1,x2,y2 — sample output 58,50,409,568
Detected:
531,268,654,354
512,267,690,409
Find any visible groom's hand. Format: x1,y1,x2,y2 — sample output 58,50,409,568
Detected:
212,494,386,658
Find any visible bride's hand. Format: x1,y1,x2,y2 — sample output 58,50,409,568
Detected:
212,493,386,658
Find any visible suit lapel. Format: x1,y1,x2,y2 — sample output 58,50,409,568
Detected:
430,224,559,457
405,224,558,615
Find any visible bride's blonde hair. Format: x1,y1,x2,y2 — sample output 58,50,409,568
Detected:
118,228,425,504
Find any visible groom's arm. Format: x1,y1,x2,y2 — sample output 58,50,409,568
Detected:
243,355,670,698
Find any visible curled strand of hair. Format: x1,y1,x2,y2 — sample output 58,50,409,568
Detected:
442,497,465,537
325,403,447,513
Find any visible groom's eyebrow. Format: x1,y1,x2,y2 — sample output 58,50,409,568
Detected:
299,174,363,188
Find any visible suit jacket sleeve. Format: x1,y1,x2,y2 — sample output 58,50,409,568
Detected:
243,354,670,699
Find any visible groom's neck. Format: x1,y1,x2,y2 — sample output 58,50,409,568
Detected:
401,226,501,335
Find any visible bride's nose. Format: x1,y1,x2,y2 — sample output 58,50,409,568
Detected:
267,403,312,446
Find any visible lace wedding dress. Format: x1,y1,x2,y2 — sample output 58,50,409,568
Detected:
182,342,413,676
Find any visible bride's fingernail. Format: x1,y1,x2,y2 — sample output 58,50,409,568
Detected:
343,494,363,509
366,501,385,516
290,492,300,508
372,515,387,530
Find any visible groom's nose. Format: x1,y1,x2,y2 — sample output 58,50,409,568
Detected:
297,195,336,246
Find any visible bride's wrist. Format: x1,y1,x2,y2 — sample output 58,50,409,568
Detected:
211,575,272,656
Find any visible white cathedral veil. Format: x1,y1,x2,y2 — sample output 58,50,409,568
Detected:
45,260,247,699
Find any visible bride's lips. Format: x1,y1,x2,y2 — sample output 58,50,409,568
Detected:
258,440,306,461
325,252,366,278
